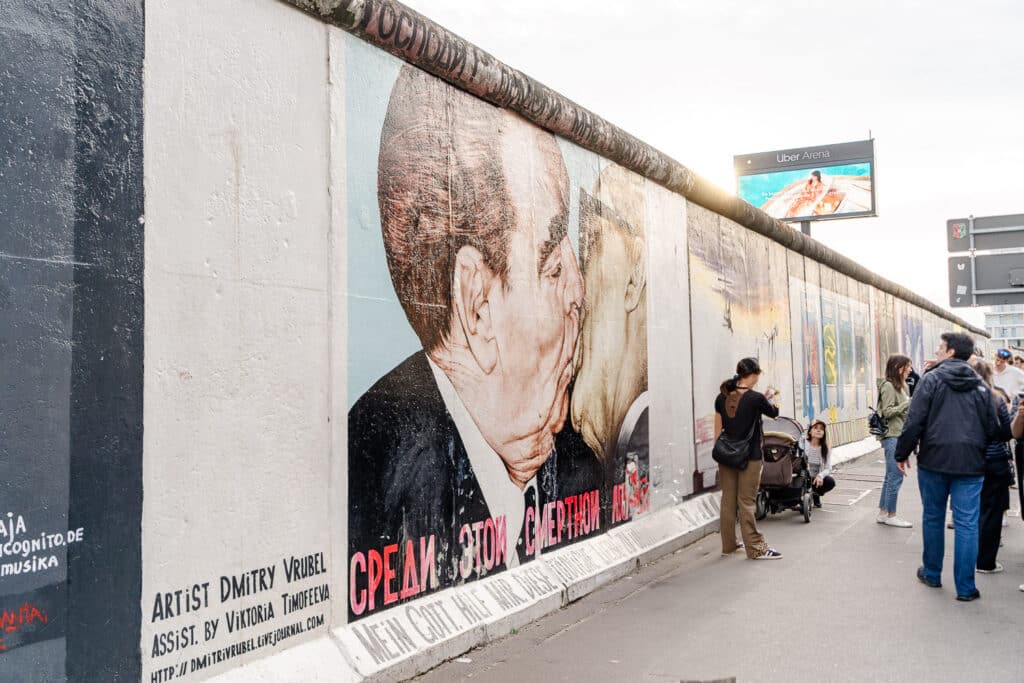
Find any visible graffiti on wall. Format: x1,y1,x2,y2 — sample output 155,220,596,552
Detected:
143,552,330,680
874,291,899,379
687,216,793,491
789,277,875,429
901,314,925,373
346,59,652,620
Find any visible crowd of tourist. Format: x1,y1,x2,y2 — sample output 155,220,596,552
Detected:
712,335,1024,602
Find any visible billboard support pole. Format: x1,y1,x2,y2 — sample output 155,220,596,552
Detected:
968,215,977,307
800,220,811,237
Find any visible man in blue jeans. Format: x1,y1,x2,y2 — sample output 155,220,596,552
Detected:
894,332,1006,601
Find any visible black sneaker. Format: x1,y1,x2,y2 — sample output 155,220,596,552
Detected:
956,589,981,602
753,548,783,560
916,566,941,588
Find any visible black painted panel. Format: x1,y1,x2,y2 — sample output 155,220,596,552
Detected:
0,0,145,680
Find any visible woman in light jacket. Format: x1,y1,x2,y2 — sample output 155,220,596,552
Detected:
876,355,912,527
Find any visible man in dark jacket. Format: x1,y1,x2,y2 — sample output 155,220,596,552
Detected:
905,367,920,397
895,332,1004,601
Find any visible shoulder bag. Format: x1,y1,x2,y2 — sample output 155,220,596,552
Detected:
712,418,757,470
868,384,889,437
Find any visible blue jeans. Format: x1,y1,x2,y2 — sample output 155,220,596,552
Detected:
878,437,903,513
917,467,983,597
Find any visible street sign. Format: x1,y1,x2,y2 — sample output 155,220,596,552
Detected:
947,213,1024,252
948,253,1024,307
948,256,972,307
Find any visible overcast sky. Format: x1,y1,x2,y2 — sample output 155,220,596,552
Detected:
401,0,1024,328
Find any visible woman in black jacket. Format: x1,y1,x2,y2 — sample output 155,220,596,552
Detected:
715,357,782,560
970,359,1014,573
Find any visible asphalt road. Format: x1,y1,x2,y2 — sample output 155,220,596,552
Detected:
415,451,1024,683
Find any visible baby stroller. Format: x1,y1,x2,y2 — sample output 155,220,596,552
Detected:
755,416,813,523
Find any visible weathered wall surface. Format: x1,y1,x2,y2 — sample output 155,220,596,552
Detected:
1,0,988,681
1,1,146,681
141,1,335,681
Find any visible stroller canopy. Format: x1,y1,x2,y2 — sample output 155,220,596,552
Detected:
762,416,804,443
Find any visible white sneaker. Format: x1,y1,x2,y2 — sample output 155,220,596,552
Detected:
876,514,888,524
884,517,913,528
977,562,1003,574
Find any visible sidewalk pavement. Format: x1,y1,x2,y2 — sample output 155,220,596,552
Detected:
415,450,1024,683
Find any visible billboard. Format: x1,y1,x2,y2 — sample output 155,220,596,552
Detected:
735,140,876,222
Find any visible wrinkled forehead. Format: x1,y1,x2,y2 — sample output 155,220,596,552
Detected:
499,118,568,239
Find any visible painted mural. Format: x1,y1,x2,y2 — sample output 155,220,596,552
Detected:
873,290,899,376
687,213,794,491
901,312,925,373
789,275,875,430
346,60,651,621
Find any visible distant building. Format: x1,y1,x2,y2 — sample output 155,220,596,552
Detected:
985,304,1024,353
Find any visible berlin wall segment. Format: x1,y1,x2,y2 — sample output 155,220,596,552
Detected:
1,1,145,681
2,1,992,682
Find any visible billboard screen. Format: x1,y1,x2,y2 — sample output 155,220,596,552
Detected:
735,140,876,222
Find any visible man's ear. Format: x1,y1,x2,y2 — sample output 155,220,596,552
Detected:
452,244,498,373
624,236,646,314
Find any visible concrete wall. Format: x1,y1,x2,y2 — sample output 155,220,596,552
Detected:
1,1,144,681
0,0,987,681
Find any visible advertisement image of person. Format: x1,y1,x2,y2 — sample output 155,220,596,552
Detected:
348,65,602,619
571,165,649,523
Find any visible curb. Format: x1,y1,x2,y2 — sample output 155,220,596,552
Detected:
209,495,722,683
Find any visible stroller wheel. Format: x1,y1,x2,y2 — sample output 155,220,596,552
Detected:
801,491,812,523
755,491,768,520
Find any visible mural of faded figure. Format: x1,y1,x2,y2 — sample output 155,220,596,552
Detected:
348,65,602,620
571,165,650,524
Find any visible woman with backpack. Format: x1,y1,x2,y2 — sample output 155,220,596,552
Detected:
714,357,783,560
876,354,913,527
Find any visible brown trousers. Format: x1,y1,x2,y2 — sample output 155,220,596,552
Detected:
719,460,769,559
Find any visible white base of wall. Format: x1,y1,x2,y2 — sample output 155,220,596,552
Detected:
830,436,883,467
205,441,879,683
208,494,722,683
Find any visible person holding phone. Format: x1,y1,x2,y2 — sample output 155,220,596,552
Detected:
714,358,782,560
876,355,914,527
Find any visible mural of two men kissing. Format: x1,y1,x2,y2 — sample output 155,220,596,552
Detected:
347,62,650,621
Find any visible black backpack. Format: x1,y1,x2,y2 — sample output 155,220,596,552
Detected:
868,383,889,436
867,406,888,437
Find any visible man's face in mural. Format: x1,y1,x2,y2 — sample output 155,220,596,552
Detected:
570,167,647,460
444,120,583,486
486,125,582,478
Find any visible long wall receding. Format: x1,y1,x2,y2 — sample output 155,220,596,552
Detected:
0,0,987,681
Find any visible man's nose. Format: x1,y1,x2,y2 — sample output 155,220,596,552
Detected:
562,237,584,312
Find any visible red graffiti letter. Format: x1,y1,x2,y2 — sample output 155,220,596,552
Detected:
367,549,383,611
349,552,367,615
383,543,399,605
400,540,420,600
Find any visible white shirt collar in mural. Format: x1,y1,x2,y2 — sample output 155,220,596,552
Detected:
426,355,537,568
